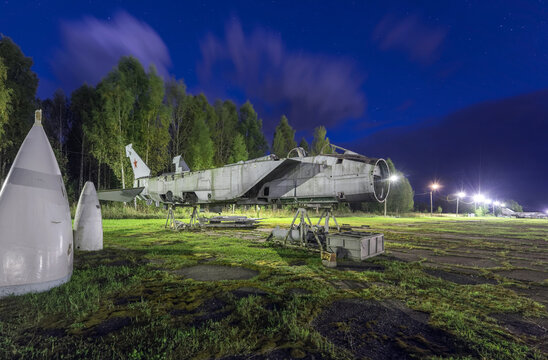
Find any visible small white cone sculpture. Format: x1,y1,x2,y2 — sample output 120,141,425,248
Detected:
0,111,73,298
73,181,103,251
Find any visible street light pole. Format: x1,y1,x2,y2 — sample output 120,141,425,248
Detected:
456,192,465,217
430,191,433,216
429,183,440,216
385,175,399,217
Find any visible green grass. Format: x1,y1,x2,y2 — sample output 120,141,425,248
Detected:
0,216,546,359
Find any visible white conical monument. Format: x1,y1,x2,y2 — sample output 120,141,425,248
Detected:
73,181,103,251
0,110,73,298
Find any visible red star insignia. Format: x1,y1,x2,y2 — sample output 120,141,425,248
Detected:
134,159,138,168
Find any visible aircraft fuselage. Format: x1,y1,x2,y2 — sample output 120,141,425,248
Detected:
134,152,390,207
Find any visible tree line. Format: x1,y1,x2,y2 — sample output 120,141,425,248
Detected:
0,36,338,202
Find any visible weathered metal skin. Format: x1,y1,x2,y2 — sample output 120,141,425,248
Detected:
0,118,73,298
129,148,390,207
73,181,103,251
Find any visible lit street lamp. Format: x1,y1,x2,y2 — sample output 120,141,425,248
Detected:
456,191,466,216
430,183,440,216
485,198,493,215
473,194,485,210
384,174,399,216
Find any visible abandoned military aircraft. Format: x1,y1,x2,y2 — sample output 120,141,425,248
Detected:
98,144,390,257
98,144,391,211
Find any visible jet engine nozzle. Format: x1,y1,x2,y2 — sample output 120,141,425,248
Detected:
372,158,390,203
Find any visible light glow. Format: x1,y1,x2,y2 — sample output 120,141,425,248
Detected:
473,194,485,203
430,183,440,190
457,191,466,198
389,175,399,182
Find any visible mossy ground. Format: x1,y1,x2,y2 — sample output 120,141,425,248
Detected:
0,215,546,359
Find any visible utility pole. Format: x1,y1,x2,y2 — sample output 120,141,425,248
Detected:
429,183,439,216
456,192,465,216
385,175,399,217
430,191,433,216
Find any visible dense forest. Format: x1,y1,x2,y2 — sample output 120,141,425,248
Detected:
0,36,414,212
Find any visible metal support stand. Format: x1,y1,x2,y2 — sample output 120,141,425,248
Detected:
284,208,323,251
165,204,175,229
188,206,198,228
166,205,199,230
317,208,340,233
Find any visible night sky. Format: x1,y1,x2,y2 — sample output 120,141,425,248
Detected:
1,1,547,210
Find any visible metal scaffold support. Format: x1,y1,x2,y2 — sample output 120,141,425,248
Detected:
283,208,324,251
166,205,199,230
317,208,340,233
188,206,199,228
165,204,176,229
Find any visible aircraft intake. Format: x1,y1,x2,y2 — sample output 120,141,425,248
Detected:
372,158,390,203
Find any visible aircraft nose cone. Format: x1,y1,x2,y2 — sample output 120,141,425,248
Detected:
74,181,103,251
0,123,73,298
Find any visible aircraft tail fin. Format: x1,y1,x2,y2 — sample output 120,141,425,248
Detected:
126,144,151,179
173,155,190,173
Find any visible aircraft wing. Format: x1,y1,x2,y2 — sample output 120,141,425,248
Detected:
97,187,145,202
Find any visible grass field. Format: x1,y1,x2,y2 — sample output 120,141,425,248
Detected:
0,215,547,359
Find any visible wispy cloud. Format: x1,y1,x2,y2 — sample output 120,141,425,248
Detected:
198,19,366,131
373,14,446,64
52,11,171,92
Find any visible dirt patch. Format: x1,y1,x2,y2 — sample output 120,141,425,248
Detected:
430,255,499,268
173,265,259,281
191,310,232,326
313,299,474,359
74,248,149,268
221,348,321,359
508,285,548,307
334,261,385,272
91,317,131,337
424,269,496,285
193,297,232,326
491,313,547,338
198,257,217,263
386,250,431,262
230,287,269,299
491,313,548,353
170,297,231,325
37,328,66,338
496,269,547,283
114,296,143,306
385,230,547,246
377,254,408,263
328,280,369,290
288,288,311,295
199,297,228,313
506,259,547,272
